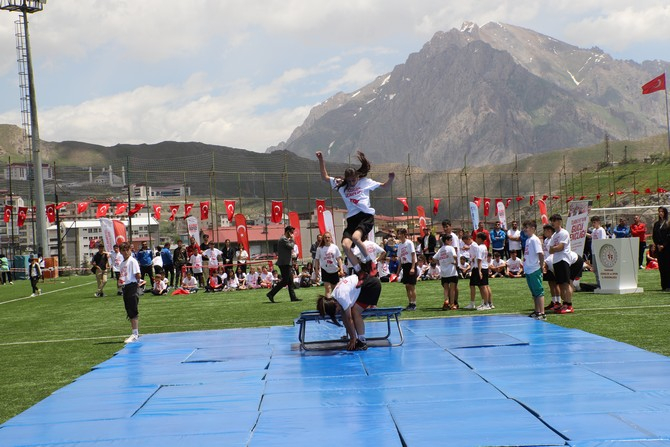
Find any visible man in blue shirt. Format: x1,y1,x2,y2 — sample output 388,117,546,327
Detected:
613,218,630,238
134,241,154,288
490,221,507,259
161,242,175,287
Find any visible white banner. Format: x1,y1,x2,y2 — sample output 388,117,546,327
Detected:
469,202,479,231
186,216,200,245
99,218,115,252
566,200,591,257
496,201,507,229
323,210,336,240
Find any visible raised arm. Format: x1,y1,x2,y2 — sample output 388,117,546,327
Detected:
380,172,395,188
315,151,330,182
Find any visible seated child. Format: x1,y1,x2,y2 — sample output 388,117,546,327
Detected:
299,266,312,288
458,256,471,279
427,258,441,280
235,267,247,290
505,251,524,278
489,252,506,278
151,273,169,295
259,266,274,288
206,266,226,292
225,267,239,291
180,270,198,293
246,266,260,289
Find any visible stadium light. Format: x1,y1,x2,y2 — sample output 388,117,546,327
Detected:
1,0,49,256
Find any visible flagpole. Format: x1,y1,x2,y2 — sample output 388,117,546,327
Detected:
665,75,670,155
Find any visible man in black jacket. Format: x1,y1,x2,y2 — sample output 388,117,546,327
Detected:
266,226,302,303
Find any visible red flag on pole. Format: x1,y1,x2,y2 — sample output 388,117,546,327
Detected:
168,205,179,221
541,194,549,201
538,200,548,225
77,202,89,214
432,198,440,216
113,220,127,245
234,213,250,253
224,200,235,221
494,199,502,216
200,201,210,220
55,202,70,210
96,203,110,218
128,203,145,217
417,206,426,232
271,200,283,223
289,211,302,259
316,199,326,234
397,197,409,212
505,198,512,207
472,197,481,207
642,73,666,94
17,206,27,227
114,203,128,215
529,195,535,206
515,196,524,202
483,198,491,217
659,187,668,193
645,188,652,194
45,204,56,223
3,205,12,223
153,204,162,220
183,203,193,218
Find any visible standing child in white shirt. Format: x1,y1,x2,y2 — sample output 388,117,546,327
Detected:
523,220,546,320
118,242,142,343
396,228,418,310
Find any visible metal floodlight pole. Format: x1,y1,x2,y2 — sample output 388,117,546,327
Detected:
2,0,49,256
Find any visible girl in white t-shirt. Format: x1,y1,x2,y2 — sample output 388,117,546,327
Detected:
316,151,394,277
435,234,458,310
315,232,343,297
189,252,204,288
396,228,418,310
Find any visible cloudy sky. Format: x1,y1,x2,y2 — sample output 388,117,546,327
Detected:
0,1,669,152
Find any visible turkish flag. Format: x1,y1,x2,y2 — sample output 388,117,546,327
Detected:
659,187,668,193
224,200,235,221
472,197,481,207
494,199,502,215
541,194,549,201
397,197,409,212
113,220,127,245
642,73,666,94
432,198,440,216
128,203,145,217
114,203,128,215
46,204,56,223
483,198,491,217
645,188,652,194
516,196,524,202
153,204,162,220
529,195,535,206
200,201,210,220
184,203,194,218
579,196,586,200
169,205,179,221
566,196,574,203
505,198,512,207
17,206,27,227
55,202,70,210
77,202,90,214
616,190,624,195
632,189,640,195
316,199,326,234
271,200,283,223
289,211,302,259
596,194,601,200
552,195,560,200
96,203,110,218
538,200,548,225
3,205,12,223
417,206,426,232
234,213,250,253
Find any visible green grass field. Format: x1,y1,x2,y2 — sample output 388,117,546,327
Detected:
1,270,668,423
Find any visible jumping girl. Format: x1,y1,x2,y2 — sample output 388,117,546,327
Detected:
316,151,394,278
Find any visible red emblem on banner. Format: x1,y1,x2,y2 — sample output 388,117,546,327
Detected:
234,213,249,253
316,199,326,234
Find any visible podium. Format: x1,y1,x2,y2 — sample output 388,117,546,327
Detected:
592,238,643,294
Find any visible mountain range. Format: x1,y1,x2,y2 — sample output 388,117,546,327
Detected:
268,22,670,170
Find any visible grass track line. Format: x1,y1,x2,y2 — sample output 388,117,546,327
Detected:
0,281,95,305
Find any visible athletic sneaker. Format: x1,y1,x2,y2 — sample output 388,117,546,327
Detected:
528,311,538,318
404,303,416,311
489,304,495,309
442,304,451,311
124,334,139,343
476,303,491,310
355,340,368,351
30,293,36,297
37,289,41,295
463,303,477,310
555,305,574,314
534,313,547,321
545,302,560,311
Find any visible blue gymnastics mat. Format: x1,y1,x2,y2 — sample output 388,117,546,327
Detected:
3,315,670,446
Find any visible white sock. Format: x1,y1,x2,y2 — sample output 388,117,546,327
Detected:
132,329,139,336
553,296,560,303
358,335,366,342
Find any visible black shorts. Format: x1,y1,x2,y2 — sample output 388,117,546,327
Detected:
357,276,381,306
400,263,417,285
470,269,489,286
570,256,584,280
543,269,555,282
553,260,570,284
342,212,374,241
122,282,140,319
321,269,340,285
441,276,458,285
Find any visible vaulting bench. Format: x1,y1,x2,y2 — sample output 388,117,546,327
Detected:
295,306,404,351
